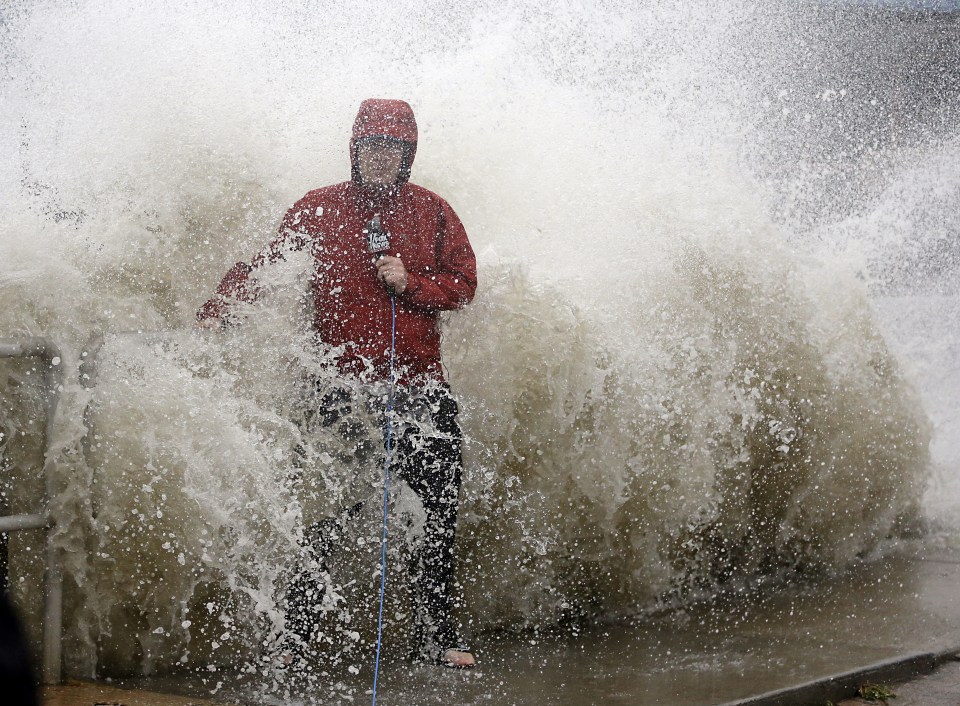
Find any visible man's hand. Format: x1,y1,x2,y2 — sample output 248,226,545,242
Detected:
375,255,408,294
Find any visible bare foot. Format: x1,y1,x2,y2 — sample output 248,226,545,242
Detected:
441,648,476,668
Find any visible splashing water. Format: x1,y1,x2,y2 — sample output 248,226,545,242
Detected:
0,0,954,696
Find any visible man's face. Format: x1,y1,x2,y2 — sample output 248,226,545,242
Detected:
357,139,406,187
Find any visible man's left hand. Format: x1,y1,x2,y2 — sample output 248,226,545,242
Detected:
376,255,408,294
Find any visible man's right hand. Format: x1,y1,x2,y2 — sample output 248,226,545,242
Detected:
375,255,409,294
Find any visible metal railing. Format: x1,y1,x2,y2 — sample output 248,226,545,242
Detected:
0,337,63,684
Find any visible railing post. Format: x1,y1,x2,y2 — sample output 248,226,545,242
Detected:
0,337,63,685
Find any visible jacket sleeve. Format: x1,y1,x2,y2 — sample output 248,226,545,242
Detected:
196,197,312,323
196,260,256,322
402,198,477,311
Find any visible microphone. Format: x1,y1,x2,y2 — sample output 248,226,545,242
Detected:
366,214,394,294
366,214,390,259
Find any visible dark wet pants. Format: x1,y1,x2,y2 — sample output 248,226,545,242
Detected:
285,384,465,659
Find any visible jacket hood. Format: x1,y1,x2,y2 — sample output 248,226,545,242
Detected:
350,98,418,187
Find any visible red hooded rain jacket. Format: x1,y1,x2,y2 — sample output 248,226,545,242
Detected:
197,99,477,383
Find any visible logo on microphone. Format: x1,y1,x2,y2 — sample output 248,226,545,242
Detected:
366,214,390,256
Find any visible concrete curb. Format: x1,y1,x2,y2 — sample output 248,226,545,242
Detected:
716,648,960,706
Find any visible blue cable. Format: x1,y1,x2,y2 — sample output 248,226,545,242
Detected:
371,294,396,705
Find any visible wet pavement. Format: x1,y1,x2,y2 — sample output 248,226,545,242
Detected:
41,658,960,706
719,650,960,705
41,540,960,705
837,657,960,706
42,681,237,706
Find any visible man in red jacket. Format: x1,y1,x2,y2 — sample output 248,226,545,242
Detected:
198,99,477,668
